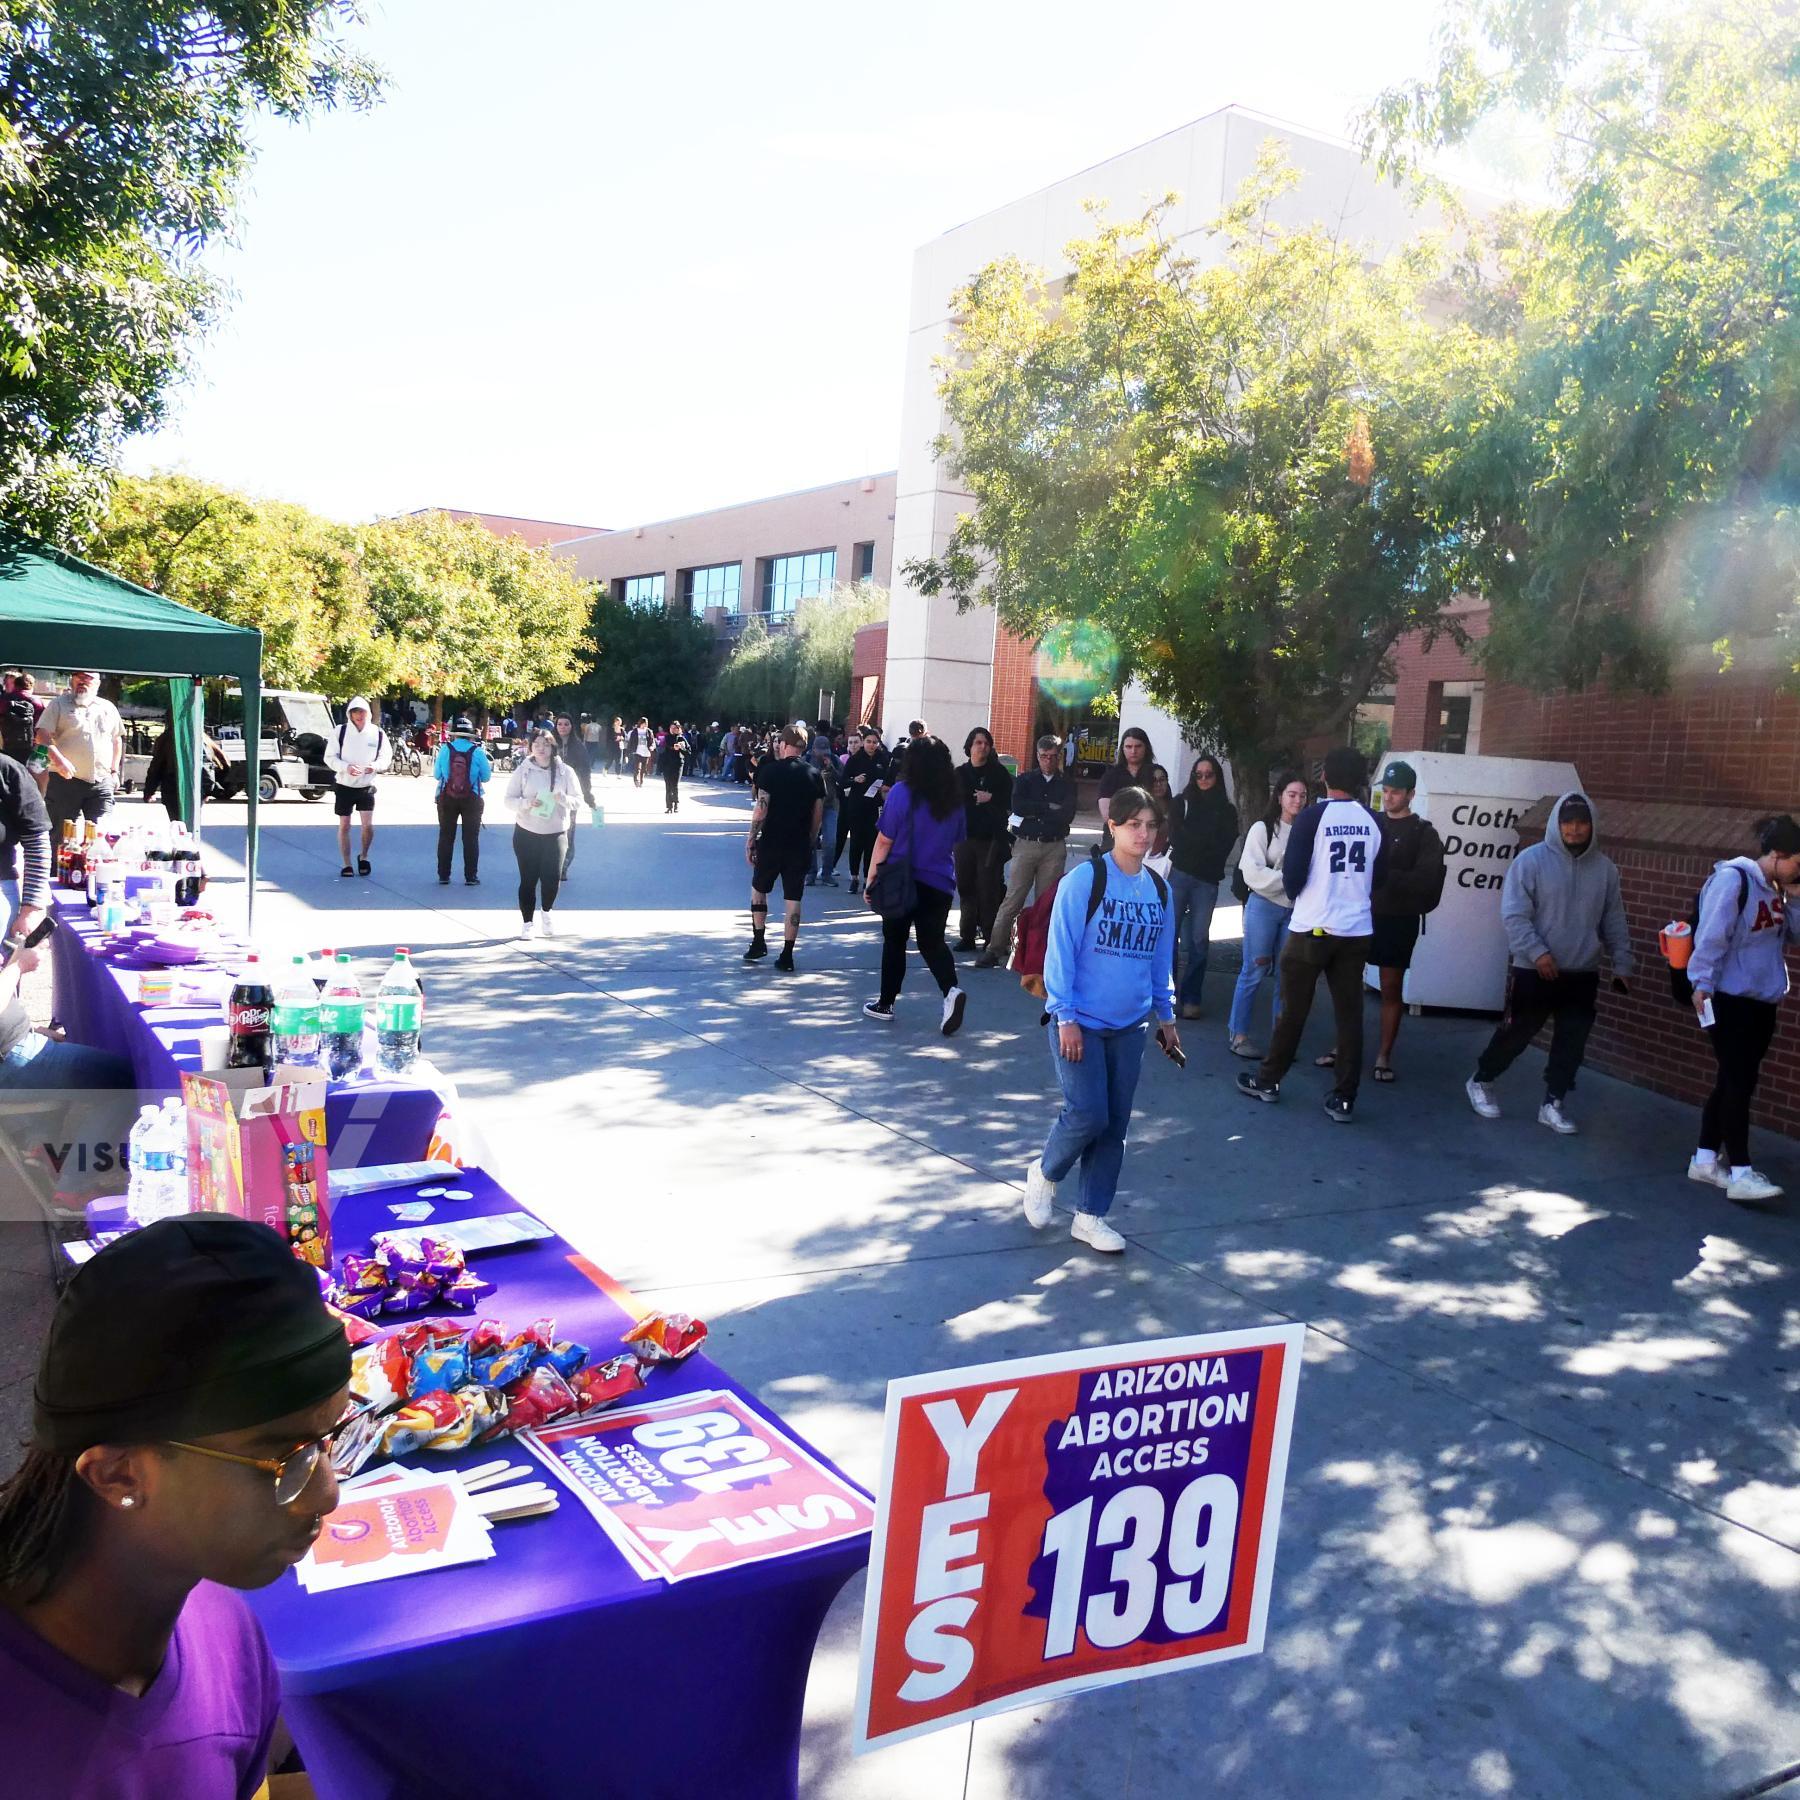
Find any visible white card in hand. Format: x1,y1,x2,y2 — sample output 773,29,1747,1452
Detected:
1008,814,1024,830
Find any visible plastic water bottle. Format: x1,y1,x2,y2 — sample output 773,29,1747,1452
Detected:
375,949,423,1076
321,954,366,1081
270,955,322,1067
157,1097,189,1216
126,1105,182,1226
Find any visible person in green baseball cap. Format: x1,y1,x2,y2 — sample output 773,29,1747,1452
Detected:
1313,758,1446,1083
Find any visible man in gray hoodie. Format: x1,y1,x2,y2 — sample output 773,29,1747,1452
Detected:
1466,792,1634,1133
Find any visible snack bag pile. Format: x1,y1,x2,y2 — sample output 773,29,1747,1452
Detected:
328,1232,496,1320
332,1307,707,1473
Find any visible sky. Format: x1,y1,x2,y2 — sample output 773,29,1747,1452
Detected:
123,0,1458,531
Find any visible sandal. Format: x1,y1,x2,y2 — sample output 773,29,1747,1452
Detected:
1313,1051,1337,1068
340,866,354,879
357,857,372,876
1373,1064,1396,1083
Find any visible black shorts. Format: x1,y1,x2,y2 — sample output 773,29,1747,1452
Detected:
1369,912,1421,971
333,783,376,817
753,843,810,902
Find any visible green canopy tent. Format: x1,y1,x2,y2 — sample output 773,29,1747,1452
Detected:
0,532,263,923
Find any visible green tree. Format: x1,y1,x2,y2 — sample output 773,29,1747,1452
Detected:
1363,0,1800,691
87,472,388,692
709,581,886,724
905,153,1502,799
1,4,379,540
361,511,595,712
552,589,713,726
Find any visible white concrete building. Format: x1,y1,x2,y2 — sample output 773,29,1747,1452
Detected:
886,104,1464,783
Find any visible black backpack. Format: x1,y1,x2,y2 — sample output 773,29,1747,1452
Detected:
1669,867,1749,1006
1,693,36,761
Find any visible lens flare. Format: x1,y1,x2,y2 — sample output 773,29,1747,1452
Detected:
1036,620,1121,707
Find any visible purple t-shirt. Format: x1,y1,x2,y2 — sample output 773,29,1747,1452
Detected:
0,1580,279,1799
878,780,966,896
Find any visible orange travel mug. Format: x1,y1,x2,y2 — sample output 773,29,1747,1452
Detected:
1660,920,1693,968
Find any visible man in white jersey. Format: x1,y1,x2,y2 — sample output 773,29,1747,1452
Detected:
1237,745,1386,1122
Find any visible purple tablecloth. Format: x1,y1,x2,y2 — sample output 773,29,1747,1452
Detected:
250,1167,868,1800
49,901,447,1168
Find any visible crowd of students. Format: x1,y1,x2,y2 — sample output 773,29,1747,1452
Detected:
728,719,1800,1247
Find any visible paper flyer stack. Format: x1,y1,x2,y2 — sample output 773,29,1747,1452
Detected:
294,1464,496,1593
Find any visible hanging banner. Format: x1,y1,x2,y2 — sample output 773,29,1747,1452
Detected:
854,1325,1304,1751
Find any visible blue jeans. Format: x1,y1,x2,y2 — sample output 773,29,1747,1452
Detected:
1228,894,1290,1039
813,807,839,879
1039,1020,1149,1219
1168,871,1219,1009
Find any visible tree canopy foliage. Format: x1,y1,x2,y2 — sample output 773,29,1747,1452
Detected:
0,3,378,539
709,581,887,725
1364,0,1800,689
541,590,715,728
87,475,592,705
906,154,1499,792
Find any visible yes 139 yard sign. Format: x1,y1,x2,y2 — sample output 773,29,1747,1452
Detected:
853,1326,1304,1751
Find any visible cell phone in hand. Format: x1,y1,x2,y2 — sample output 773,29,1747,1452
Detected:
2,914,56,965
1161,1039,1187,1068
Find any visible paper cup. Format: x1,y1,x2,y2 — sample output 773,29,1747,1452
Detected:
198,1026,233,1070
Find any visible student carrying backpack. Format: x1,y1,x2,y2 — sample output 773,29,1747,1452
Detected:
432,716,490,886
1018,846,1169,1005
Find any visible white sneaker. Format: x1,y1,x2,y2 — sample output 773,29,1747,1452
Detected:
518,917,539,940
539,912,558,938
1023,1160,1057,1229
1465,1078,1500,1120
1538,1099,1578,1135
1725,1168,1783,1204
1071,1212,1126,1253
941,988,967,1036
1686,1157,1729,1189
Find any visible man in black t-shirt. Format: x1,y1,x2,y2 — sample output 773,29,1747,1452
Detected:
745,725,822,972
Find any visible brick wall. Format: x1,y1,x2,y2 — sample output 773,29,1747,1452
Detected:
852,622,887,729
1481,673,1800,810
1512,801,1800,1141
1389,605,1489,750
988,624,1039,765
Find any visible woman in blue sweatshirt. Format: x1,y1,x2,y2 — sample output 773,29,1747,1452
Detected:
1686,813,1800,1204
1022,785,1179,1253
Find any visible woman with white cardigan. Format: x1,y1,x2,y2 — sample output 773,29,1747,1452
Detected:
1225,772,1310,1059
505,730,583,939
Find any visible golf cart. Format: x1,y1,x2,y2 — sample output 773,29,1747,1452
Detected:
208,689,336,803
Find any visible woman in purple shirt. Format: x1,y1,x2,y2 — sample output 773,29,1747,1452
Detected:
0,1216,355,1799
862,735,969,1034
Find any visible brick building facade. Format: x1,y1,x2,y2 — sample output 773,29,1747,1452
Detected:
1387,610,1800,1138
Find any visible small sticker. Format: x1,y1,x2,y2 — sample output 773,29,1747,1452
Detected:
416,1186,447,1199
442,1188,474,1201
390,1201,435,1222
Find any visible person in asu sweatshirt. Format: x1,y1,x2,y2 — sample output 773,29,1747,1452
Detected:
1021,784,1178,1255
1683,813,1800,1204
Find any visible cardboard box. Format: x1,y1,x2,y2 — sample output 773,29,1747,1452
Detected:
180,1065,331,1268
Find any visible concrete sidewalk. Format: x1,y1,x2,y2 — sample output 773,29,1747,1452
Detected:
21,770,1800,1797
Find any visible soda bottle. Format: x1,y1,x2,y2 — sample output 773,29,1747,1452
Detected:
320,954,366,1080
56,819,76,887
226,955,274,1072
375,949,423,1076
270,955,322,1067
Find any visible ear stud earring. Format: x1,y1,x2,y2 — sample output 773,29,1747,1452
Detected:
119,1498,136,1509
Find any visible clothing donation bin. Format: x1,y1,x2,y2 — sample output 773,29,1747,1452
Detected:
1368,750,1580,1012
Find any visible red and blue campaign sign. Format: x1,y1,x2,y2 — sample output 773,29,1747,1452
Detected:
854,1326,1304,1750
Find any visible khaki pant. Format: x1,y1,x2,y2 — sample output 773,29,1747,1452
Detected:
988,837,1070,966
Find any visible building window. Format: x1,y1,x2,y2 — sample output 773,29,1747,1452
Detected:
763,549,836,615
1429,680,1484,755
683,563,741,615
621,573,665,612
853,541,876,582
